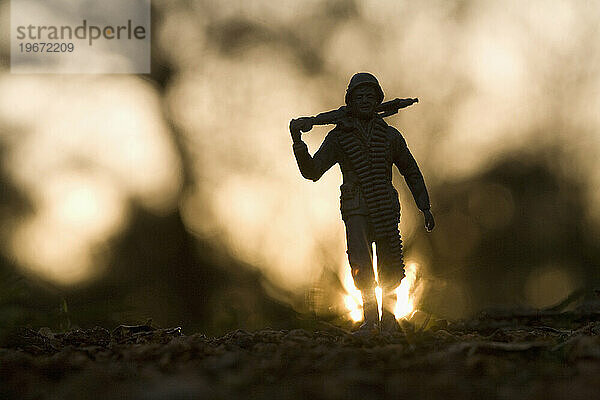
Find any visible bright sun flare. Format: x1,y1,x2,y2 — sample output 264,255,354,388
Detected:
341,243,418,322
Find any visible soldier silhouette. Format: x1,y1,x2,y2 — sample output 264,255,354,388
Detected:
290,72,434,332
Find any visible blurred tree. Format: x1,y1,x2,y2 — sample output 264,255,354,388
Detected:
419,152,600,317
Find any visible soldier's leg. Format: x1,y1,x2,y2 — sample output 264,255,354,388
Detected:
345,215,376,290
375,237,405,292
344,215,378,330
375,237,404,331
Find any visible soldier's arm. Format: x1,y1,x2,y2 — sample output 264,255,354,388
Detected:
391,129,431,211
292,130,337,182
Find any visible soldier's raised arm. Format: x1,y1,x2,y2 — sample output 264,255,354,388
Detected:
391,129,435,231
290,119,337,182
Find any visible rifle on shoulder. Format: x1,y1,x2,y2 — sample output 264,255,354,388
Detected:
292,98,418,133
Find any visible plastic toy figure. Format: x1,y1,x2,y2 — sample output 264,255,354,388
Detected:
290,73,435,333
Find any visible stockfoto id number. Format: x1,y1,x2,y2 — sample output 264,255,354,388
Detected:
19,42,74,53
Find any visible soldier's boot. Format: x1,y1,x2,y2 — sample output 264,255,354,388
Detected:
354,289,379,335
380,288,401,333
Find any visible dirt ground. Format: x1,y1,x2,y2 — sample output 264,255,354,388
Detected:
2,306,600,400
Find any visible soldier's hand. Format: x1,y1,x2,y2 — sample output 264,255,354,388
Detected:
423,209,435,232
290,117,313,141
290,120,302,142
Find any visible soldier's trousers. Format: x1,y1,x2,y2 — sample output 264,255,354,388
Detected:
344,215,405,291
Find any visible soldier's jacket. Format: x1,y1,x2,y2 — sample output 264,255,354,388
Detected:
292,118,430,221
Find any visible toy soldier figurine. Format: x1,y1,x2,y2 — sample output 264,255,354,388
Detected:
290,72,435,333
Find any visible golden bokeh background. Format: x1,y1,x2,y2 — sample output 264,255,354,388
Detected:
1,0,599,333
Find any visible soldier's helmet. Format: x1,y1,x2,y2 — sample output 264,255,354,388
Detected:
345,72,384,106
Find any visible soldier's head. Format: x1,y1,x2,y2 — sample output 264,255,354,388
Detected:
345,72,384,119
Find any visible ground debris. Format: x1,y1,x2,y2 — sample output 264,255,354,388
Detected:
2,313,600,399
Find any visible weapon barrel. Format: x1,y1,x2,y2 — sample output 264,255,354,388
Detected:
377,98,418,117
379,98,418,112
